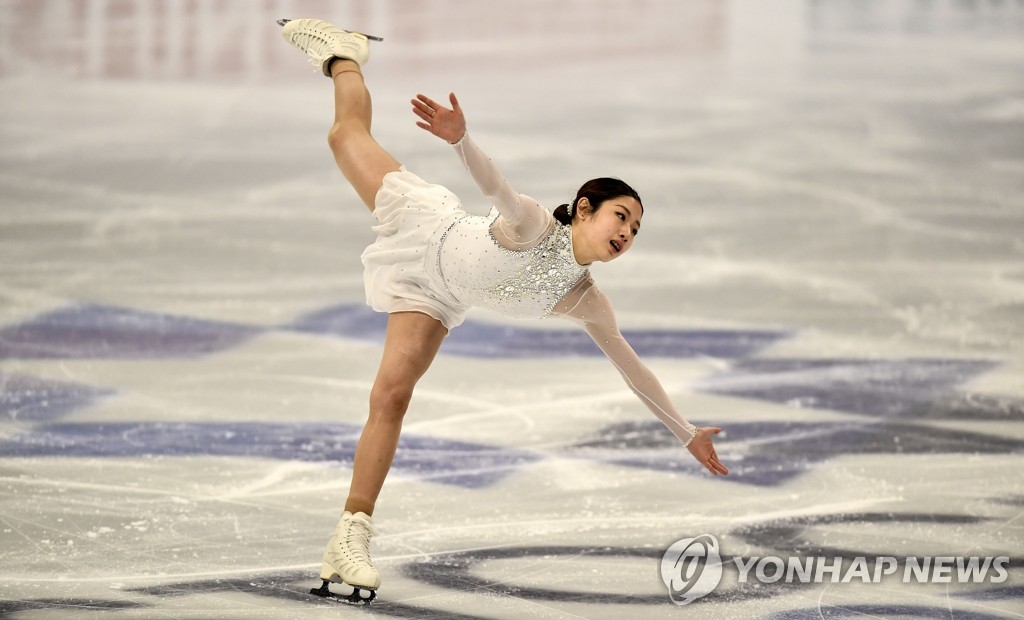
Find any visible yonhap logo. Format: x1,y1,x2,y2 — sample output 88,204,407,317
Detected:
660,534,723,605
660,533,1009,604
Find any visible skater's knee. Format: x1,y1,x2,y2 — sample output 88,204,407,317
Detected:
326,121,400,210
368,382,414,422
327,120,369,153
326,122,349,153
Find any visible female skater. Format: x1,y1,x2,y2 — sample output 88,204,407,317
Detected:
278,18,729,602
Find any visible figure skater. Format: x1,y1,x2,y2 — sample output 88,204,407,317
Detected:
277,18,729,604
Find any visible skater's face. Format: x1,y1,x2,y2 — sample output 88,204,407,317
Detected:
571,196,643,265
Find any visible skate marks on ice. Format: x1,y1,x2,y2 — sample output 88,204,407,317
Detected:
2,303,1022,617
3,509,1017,619
0,420,541,489
2,304,1022,616
6,302,1020,491
0,371,116,423
0,599,146,617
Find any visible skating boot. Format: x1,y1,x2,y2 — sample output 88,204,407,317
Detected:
309,511,380,604
277,18,380,76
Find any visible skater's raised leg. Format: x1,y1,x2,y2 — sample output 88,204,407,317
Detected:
279,18,399,210
326,61,401,210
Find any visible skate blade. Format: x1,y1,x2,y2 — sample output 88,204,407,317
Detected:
310,579,377,605
275,19,383,41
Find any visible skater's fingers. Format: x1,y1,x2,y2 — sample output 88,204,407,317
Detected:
411,98,436,117
416,121,442,135
412,112,435,128
709,456,729,476
411,105,444,128
415,93,445,112
449,92,461,111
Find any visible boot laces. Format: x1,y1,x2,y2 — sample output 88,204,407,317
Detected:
343,519,373,565
290,29,335,66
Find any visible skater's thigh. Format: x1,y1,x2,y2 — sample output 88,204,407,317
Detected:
329,128,401,211
374,312,447,390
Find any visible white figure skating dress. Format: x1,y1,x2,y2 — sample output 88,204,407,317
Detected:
361,132,698,446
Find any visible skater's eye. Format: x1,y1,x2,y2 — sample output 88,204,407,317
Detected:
615,211,638,236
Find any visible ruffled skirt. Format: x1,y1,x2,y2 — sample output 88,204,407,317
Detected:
361,167,468,331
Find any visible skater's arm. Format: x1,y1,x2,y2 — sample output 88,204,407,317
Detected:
554,278,729,476
450,131,549,240
412,93,548,241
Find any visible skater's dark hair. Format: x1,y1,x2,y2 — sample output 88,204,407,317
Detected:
553,177,643,226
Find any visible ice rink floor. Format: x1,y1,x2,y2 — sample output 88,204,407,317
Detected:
2,1,1023,618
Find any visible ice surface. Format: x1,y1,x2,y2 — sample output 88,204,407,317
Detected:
1,1,1022,618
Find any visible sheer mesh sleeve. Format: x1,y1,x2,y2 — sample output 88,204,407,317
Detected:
553,275,699,446
452,132,550,249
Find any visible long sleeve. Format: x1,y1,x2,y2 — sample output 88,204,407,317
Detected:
553,276,699,446
451,132,550,248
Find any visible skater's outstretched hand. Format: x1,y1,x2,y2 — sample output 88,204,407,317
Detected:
688,427,729,476
412,92,466,144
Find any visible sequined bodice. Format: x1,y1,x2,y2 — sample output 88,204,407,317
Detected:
433,209,588,319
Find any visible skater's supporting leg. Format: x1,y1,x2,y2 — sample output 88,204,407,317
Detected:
345,311,447,516
326,59,401,211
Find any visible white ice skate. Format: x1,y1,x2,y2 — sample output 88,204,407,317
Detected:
309,511,380,604
277,18,380,76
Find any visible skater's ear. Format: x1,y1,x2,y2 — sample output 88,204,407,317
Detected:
576,197,592,217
